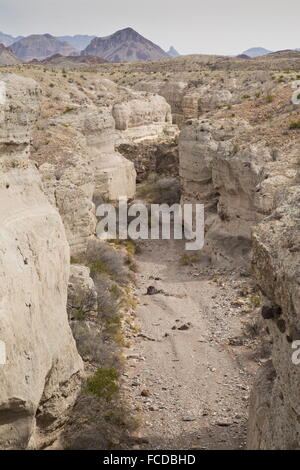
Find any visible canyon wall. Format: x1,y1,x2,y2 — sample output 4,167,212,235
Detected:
179,99,300,447
32,78,178,257
248,182,300,449
0,73,83,449
135,72,273,126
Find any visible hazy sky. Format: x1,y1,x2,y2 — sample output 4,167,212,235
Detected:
0,0,299,55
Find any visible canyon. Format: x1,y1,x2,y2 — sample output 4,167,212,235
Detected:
0,53,299,449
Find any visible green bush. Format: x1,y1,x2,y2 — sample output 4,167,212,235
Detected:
289,120,300,129
85,368,119,401
86,240,129,284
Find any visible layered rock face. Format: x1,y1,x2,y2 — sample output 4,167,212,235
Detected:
55,106,137,201
113,95,171,131
0,73,83,449
179,118,298,266
178,75,300,447
113,93,176,143
248,182,300,449
135,72,273,126
40,154,96,258
32,78,179,255
136,81,233,125
114,95,171,129
35,104,136,257
135,81,188,125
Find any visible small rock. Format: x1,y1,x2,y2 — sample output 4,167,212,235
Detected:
178,323,192,331
215,421,232,427
149,406,158,411
182,416,196,422
146,286,162,295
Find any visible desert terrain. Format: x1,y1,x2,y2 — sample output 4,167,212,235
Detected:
0,49,299,450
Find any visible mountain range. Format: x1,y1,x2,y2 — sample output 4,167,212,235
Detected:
241,47,273,57
2,28,298,63
0,28,177,63
0,31,23,47
57,35,96,50
240,47,300,58
9,34,79,61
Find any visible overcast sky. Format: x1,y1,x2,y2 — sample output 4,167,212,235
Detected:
0,0,299,55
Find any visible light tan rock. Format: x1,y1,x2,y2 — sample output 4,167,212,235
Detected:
68,265,98,320
248,184,300,449
40,157,96,258
179,118,298,265
55,106,116,154
55,105,137,202
0,73,82,449
113,94,175,143
90,149,136,201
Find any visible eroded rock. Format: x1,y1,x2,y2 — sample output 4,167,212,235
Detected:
0,73,82,449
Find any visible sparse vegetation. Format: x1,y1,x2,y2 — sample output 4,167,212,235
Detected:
289,120,300,129
136,174,181,204
85,368,119,401
179,253,199,265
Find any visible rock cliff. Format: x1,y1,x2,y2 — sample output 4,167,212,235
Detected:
179,109,298,265
178,75,300,447
30,76,177,256
0,73,83,449
248,181,300,449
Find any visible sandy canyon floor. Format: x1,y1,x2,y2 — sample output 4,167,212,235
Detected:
122,237,264,450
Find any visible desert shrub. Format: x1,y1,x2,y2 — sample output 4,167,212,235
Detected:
266,95,274,103
63,106,75,114
249,295,261,308
233,144,240,154
86,239,129,285
95,276,120,320
85,368,119,401
137,175,181,204
179,253,199,265
70,322,106,362
289,120,300,129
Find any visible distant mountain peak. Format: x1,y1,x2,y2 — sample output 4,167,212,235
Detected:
57,35,96,50
167,46,180,57
82,27,169,62
241,47,273,58
0,32,23,47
